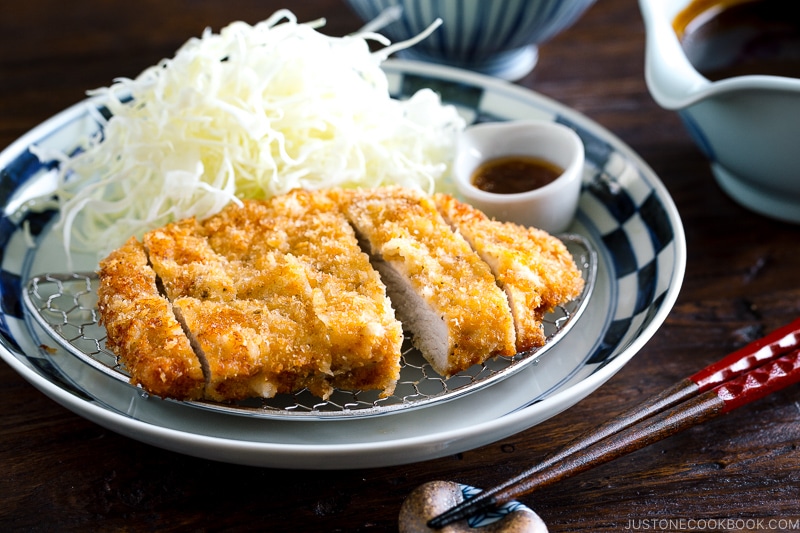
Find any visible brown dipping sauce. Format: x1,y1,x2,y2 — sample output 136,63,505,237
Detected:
471,155,563,195
674,0,800,81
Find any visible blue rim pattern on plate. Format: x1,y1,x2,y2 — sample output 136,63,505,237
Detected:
0,59,685,469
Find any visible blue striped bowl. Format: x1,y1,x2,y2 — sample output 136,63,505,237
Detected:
346,0,596,79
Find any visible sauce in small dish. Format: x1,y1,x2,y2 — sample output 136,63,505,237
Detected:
471,155,564,195
453,120,584,233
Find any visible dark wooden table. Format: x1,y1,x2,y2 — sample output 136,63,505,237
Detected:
2,1,799,531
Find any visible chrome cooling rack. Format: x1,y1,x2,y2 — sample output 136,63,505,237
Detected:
22,234,597,420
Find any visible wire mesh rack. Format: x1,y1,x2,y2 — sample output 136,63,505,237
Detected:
22,234,597,420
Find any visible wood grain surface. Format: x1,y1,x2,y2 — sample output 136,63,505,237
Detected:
2,0,799,531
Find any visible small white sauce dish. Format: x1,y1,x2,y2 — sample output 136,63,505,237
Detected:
453,119,584,233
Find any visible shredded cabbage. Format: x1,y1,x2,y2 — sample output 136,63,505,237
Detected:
31,10,464,260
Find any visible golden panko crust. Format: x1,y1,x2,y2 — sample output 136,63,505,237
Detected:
97,186,584,401
99,190,404,401
97,237,205,399
335,186,517,376
435,193,584,351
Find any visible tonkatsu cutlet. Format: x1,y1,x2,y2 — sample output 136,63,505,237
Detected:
435,193,585,351
98,185,586,403
335,186,517,377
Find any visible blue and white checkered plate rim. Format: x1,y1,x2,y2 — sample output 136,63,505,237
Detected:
0,59,686,470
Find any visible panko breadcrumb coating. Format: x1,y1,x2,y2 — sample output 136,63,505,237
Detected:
97,237,205,399
435,193,584,351
335,186,517,377
97,186,584,401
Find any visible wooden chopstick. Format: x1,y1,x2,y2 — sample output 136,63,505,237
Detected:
428,317,800,529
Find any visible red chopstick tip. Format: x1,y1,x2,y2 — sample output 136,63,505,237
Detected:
690,318,800,391
716,348,800,413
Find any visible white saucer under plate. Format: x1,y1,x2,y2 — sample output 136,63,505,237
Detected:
0,59,686,469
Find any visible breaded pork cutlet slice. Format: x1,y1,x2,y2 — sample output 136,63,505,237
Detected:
435,193,585,351
334,186,517,377
256,190,404,394
140,191,403,401
97,237,205,399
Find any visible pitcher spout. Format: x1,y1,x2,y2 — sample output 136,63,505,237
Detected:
640,0,710,109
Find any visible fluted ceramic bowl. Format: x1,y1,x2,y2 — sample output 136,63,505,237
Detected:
346,0,596,80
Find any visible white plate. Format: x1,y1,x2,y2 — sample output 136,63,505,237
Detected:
0,59,686,469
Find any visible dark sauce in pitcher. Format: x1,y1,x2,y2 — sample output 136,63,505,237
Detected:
674,0,800,81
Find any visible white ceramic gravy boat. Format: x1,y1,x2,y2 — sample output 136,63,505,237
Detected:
639,0,800,223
